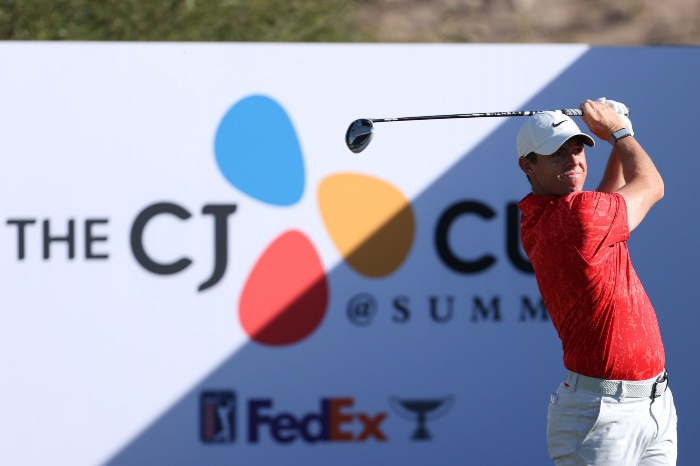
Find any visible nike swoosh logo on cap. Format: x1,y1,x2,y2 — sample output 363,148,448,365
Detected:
552,121,567,127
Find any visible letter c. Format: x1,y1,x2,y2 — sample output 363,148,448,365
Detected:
131,202,192,275
435,201,496,274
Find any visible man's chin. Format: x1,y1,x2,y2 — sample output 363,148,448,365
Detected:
558,185,584,196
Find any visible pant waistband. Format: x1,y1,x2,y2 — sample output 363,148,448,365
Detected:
565,370,668,399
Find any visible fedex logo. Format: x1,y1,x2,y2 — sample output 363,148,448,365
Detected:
248,397,387,444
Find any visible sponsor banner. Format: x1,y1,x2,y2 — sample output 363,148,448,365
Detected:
198,389,453,445
0,43,698,465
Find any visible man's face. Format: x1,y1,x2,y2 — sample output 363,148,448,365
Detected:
518,137,587,196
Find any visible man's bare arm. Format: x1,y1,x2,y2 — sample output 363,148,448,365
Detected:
582,99,664,230
611,136,664,230
597,151,625,193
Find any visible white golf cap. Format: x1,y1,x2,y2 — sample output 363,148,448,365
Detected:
516,111,595,158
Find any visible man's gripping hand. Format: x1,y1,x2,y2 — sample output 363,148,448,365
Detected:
580,98,631,142
596,97,634,138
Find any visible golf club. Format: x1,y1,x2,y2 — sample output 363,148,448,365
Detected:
345,107,630,154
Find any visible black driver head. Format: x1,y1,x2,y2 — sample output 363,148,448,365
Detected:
345,118,374,153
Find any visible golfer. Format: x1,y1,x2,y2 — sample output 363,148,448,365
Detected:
516,98,677,465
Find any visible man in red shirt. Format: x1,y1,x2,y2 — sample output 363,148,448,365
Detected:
517,99,677,465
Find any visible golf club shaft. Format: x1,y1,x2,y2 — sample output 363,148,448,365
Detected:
346,107,630,153
368,108,588,124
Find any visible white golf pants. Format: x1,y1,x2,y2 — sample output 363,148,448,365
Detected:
547,374,677,465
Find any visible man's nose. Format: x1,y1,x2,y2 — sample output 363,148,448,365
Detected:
564,151,578,164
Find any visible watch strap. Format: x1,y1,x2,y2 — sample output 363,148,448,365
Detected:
609,127,632,144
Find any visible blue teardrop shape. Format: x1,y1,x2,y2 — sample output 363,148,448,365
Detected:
214,95,305,206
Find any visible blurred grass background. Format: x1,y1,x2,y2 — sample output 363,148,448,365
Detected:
1,0,698,43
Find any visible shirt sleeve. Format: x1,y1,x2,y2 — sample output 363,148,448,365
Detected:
568,191,630,258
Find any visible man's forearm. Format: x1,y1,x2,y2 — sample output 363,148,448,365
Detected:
597,151,625,193
613,136,664,230
615,137,663,198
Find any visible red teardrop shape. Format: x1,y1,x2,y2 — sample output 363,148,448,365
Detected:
239,230,328,346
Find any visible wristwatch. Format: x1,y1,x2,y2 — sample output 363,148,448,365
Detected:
609,127,632,144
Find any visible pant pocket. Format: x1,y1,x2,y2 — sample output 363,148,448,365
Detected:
578,397,605,446
547,387,603,461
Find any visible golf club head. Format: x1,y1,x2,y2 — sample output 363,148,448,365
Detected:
345,118,374,153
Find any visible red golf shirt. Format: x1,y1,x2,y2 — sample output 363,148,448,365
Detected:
518,191,664,381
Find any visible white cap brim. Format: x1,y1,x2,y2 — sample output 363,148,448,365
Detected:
533,131,595,156
517,111,595,158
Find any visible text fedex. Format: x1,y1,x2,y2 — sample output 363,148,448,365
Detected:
249,397,387,443
200,392,388,444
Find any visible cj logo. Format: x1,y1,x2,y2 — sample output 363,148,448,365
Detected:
214,95,416,346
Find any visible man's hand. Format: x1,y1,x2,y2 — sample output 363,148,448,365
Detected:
596,97,634,138
580,99,628,141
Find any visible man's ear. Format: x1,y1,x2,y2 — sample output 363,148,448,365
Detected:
518,156,535,176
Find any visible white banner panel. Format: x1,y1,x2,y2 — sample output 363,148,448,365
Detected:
1,43,698,466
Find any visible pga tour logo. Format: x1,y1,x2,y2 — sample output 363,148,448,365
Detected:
200,391,237,443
